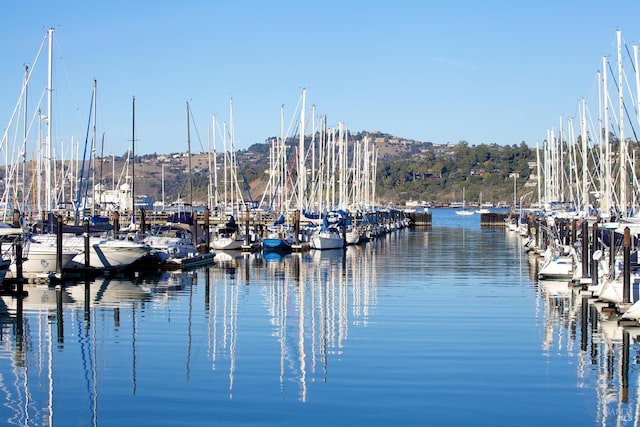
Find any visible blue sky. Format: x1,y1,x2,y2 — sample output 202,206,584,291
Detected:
1,1,639,158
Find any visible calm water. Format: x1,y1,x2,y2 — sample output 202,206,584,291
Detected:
0,209,637,426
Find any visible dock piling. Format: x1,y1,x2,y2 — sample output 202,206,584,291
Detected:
623,227,631,304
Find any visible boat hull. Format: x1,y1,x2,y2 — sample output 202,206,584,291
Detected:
311,233,344,250
31,235,152,270
9,244,77,277
210,237,244,250
262,238,293,252
70,240,152,270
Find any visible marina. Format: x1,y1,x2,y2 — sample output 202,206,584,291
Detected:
0,209,639,426
1,18,640,427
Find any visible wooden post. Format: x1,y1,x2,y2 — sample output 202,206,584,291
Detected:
581,220,589,279
140,208,146,237
623,227,631,304
15,241,23,291
294,210,300,245
243,210,250,246
193,211,198,246
84,218,91,268
56,215,63,274
113,211,120,235
342,213,347,250
609,228,615,274
12,209,20,228
204,208,210,250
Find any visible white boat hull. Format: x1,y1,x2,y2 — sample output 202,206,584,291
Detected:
311,232,344,250
345,228,361,245
8,243,78,277
597,276,640,305
32,234,151,269
210,237,244,250
72,240,151,269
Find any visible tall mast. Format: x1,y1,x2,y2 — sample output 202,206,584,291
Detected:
132,96,136,218
298,88,306,211
635,45,640,129
91,79,97,216
580,99,588,217
206,124,212,209
603,56,611,216
161,163,165,208
536,142,541,208
617,30,627,215
229,98,235,211
22,64,29,210
187,101,193,206
279,104,285,211
213,114,219,208
45,27,54,212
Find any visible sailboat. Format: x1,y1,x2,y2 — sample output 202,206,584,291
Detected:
208,100,252,251
475,191,490,214
455,188,475,216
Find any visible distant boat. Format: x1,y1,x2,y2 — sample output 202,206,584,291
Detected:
475,192,491,214
455,188,475,216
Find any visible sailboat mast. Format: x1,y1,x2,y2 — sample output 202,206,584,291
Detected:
22,64,28,210
617,30,627,215
580,98,589,217
229,98,236,212
213,114,219,208
91,79,97,216
131,96,136,219
187,101,193,206
603,56,611,216
45,27,54,212
207,124,212,209
298,88,306,211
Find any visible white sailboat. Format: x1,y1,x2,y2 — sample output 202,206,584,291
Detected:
209,99,253,250
455,188,475,216
475,192,490,214
311,210,345,250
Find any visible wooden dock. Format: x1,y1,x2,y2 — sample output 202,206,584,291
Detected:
480,212,508,227
405,211,432,227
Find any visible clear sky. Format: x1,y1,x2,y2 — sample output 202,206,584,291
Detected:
1,0,639,158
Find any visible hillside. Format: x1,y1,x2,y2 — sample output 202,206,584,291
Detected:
3,131,539,209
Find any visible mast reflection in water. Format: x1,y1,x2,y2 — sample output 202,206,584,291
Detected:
2,209,640,425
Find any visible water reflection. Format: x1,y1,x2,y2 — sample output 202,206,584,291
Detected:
0,239,384,421
536,274,640,426
11,222,640,424
199,245,379,402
